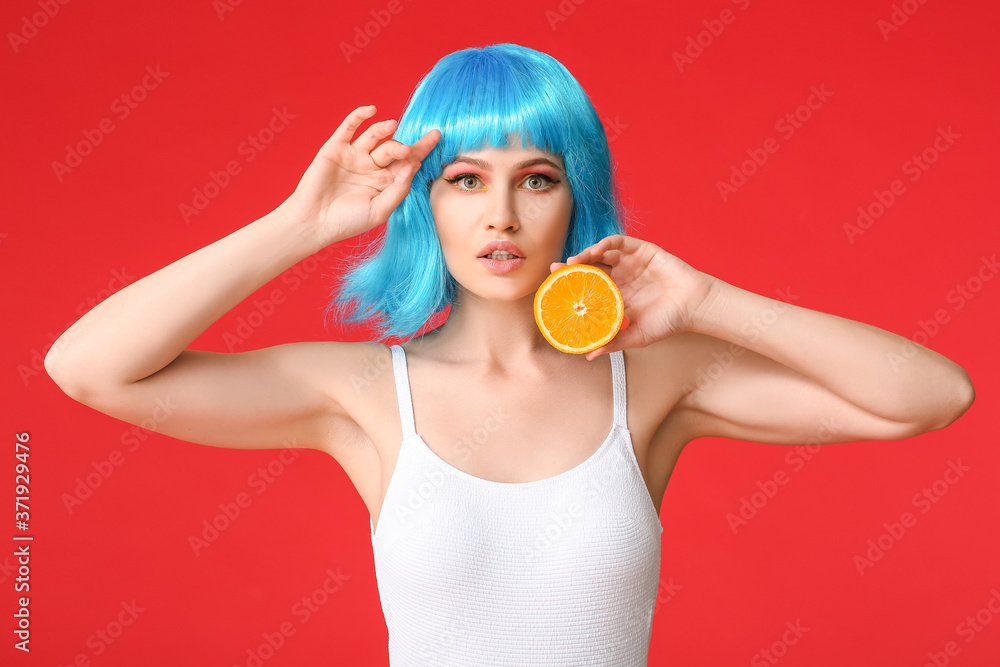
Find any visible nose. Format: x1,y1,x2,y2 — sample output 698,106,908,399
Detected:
483,184,520,232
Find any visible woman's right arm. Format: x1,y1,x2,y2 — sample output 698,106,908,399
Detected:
44,105,441,453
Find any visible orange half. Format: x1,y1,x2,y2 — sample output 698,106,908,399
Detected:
534,264,624,354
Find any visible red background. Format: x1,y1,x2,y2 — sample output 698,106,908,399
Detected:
3,0,999,665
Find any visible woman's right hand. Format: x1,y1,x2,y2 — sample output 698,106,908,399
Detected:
280,104,441,248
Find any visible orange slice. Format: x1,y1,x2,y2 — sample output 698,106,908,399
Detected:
534,264,624,354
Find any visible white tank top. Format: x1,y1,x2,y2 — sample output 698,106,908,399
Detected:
370,344,663,666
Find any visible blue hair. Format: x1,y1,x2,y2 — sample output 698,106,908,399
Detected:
327,43,628,342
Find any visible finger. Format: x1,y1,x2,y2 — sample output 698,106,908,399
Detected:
557,254,613,277
585,343,615,361
408,128,442,162
369,161,421,224
566,248,600,265
370,139,412,170
573,239,630,267
598,250,626,268
585,319,633,360
371,127,440,169
586,338,625,360
354,118,399,154
331,105,378,146
565,237,612,264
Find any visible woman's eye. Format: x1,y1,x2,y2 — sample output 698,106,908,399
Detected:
522,174,557,191
444,173,560,192
444,174,484,191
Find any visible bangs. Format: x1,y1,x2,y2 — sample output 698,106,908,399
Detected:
395,48,572,175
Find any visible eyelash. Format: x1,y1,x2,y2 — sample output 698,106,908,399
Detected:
443,173,560,192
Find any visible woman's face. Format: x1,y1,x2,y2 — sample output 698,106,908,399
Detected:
429,139,573,302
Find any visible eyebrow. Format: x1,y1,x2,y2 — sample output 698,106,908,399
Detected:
447,155,564,172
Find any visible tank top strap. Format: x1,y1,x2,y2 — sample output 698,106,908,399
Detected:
610,350,628,429
392,344,624,434
389,345,417,440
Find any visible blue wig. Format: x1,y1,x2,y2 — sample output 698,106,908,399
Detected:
327,43,628,341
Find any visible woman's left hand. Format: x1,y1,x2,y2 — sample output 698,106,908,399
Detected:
549,234,717,360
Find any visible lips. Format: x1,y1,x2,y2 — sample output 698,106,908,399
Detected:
477,239,525,259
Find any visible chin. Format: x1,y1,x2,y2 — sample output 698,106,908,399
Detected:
453,273,538,302
465,283,536,303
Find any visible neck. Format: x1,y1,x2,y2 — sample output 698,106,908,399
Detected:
416,285,558,371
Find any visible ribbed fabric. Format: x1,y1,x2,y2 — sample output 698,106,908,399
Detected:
370,345,664,666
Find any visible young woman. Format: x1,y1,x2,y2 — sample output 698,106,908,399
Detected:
45,44,974,665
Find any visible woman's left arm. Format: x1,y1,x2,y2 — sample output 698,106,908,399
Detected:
555,235,976,443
